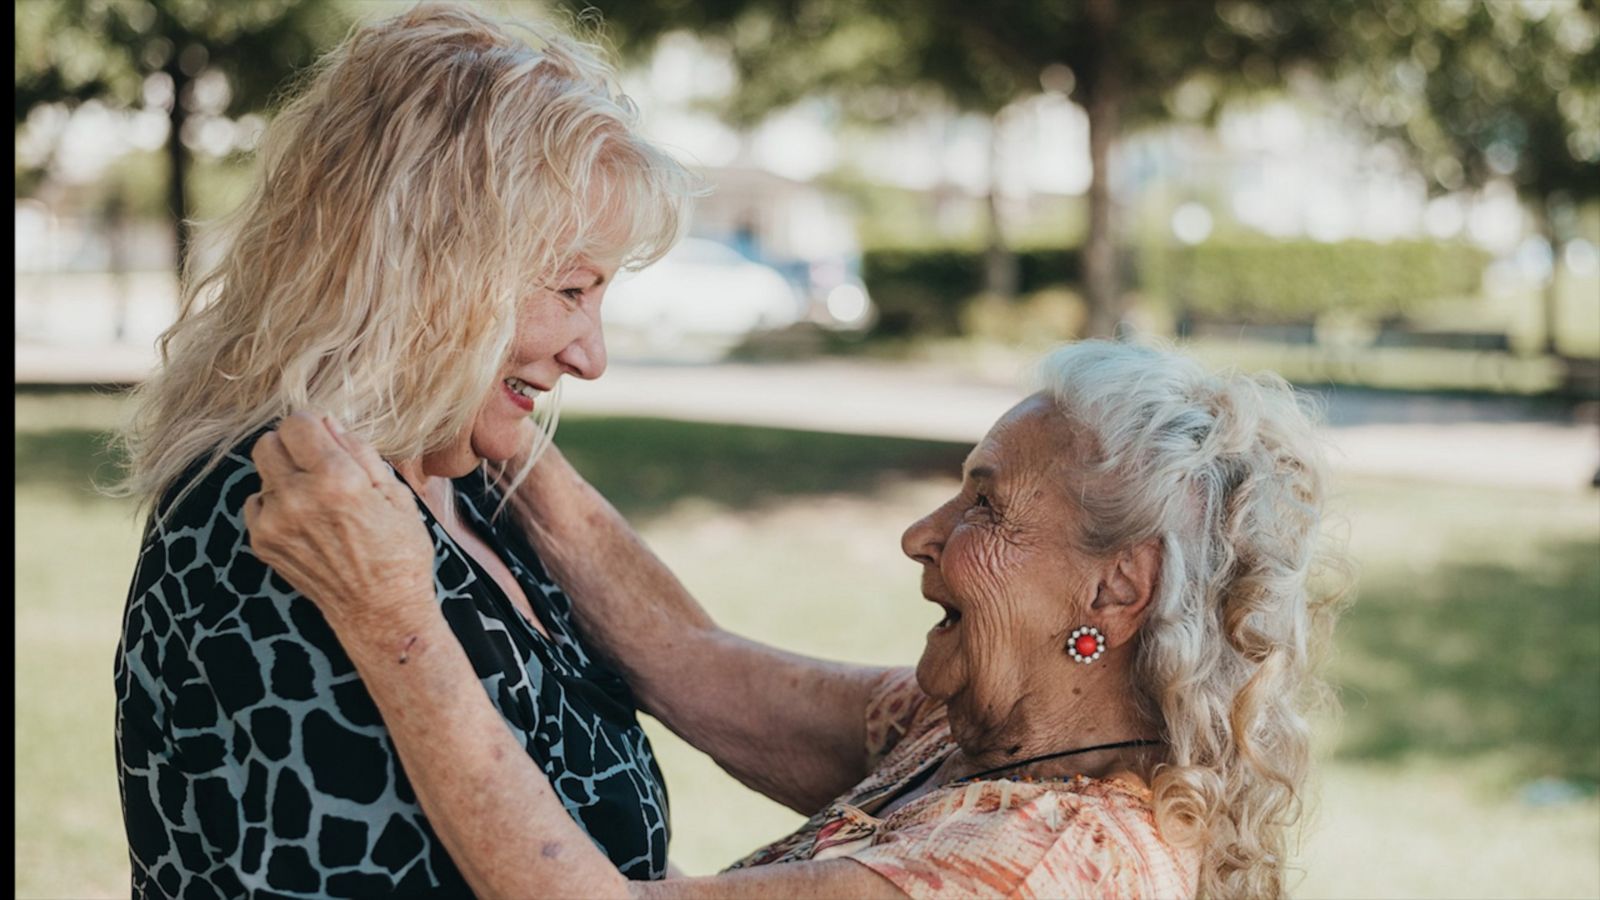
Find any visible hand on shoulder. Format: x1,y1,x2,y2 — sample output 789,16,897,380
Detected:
244,412,436,635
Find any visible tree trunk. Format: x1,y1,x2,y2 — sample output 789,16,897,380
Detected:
107,192,130,343
165,62,192,285
1082,0,1122,340
1537,199,1561,357
983,111,1018,300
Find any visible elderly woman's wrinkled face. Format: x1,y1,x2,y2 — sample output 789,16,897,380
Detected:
426,261,616,476
902,393,1101,719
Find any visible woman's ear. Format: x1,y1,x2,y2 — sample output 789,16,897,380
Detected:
1090,538,1161,646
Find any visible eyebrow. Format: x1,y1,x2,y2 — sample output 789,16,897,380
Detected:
965,464,996,482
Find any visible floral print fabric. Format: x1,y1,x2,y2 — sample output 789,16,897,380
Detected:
729,669,1199,899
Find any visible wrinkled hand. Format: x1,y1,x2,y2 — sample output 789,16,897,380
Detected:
244,412,436,633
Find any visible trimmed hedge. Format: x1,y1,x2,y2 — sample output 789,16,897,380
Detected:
861,248,1082,337
1169,239,1489,322
860,240,1489,338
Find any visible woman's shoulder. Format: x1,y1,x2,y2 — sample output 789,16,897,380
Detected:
128,430,284,623
128,431,277,614
863,668,945,769
152,429,271,527
853,777,1199,899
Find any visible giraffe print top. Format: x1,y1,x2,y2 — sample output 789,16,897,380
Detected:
114,437,671,898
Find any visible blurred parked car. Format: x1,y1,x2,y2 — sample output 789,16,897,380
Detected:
603,238,806,358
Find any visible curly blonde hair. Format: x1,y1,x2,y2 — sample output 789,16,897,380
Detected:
1036,340,1349,898
113,1,698,517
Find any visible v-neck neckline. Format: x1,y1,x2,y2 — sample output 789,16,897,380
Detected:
400,466,573,667
863,752,952,817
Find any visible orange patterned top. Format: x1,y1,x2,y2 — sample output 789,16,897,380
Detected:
727,669,1199,899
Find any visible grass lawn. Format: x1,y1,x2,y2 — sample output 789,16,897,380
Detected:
15,388,1600,899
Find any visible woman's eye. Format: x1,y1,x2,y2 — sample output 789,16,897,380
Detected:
973,492,992,510
559,287,585,304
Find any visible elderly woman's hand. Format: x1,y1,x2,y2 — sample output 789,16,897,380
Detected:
245,412,436,635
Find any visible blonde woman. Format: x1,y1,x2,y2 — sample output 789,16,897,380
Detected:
111,4,696,896
251,340,1347,898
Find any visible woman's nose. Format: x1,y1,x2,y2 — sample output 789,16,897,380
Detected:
901,506,948,566
557,316,608,380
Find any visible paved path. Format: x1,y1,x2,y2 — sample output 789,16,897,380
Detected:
569,361,1600,492
17,339,1600,492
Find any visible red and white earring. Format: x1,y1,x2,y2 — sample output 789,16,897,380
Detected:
1068,626,1105,664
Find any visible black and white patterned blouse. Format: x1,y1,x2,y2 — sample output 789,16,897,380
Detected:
114,436,670,898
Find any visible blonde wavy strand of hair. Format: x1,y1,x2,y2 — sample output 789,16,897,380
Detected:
110,2,702,518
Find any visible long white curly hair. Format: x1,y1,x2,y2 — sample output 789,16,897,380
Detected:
1037,340,1350,898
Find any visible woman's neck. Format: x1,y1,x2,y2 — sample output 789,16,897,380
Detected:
942,657,1157,783
392,459,457,528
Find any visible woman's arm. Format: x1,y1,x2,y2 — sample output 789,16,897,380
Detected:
265,577,898,898
500,444,892,812
245,414,904,898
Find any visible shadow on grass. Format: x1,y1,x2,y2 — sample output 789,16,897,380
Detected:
557,416,968,521
1334,537,1600,785
13,414,971,519
13,428,129,502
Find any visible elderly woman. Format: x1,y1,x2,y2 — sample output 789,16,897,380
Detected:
249,340,1344,898
111,4,696,896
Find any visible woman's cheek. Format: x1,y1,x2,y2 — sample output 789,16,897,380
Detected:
944,525,1021,603
947,530,1032,652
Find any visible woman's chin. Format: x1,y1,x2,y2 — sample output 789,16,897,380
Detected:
914,644,961,703
470,422,537,466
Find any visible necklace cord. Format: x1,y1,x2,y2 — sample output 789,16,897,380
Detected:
950,738,1163,785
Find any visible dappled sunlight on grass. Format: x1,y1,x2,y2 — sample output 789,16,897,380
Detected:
1295,761,1600,899
1337,539,1600,784
14,389,1600,897
1333,478,1600,787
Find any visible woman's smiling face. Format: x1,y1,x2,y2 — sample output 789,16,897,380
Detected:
901,393,1103,726
423,260,616,478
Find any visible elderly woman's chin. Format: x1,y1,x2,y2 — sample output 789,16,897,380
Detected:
913,624,966,703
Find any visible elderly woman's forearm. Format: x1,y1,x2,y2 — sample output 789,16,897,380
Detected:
509,446,718,695
509,447,888,811
326,603,907,900
329,600,632,899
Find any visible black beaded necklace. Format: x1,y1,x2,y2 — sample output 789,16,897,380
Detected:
948,738,1163,785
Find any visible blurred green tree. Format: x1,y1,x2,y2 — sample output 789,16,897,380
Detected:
572,0,1374,338
1318,0,1600,354
14,0,348,279
578,0,1598,344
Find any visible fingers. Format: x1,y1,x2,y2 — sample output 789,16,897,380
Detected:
275,411,349,473
251,432,297,487
243,489,264,536
326,417,400,490
263,413,418,521
242,489,275,566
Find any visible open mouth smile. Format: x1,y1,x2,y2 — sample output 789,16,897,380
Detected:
502,376,544,412
928,597,962,633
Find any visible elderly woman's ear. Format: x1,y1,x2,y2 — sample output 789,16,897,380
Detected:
1089,538,1162,647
